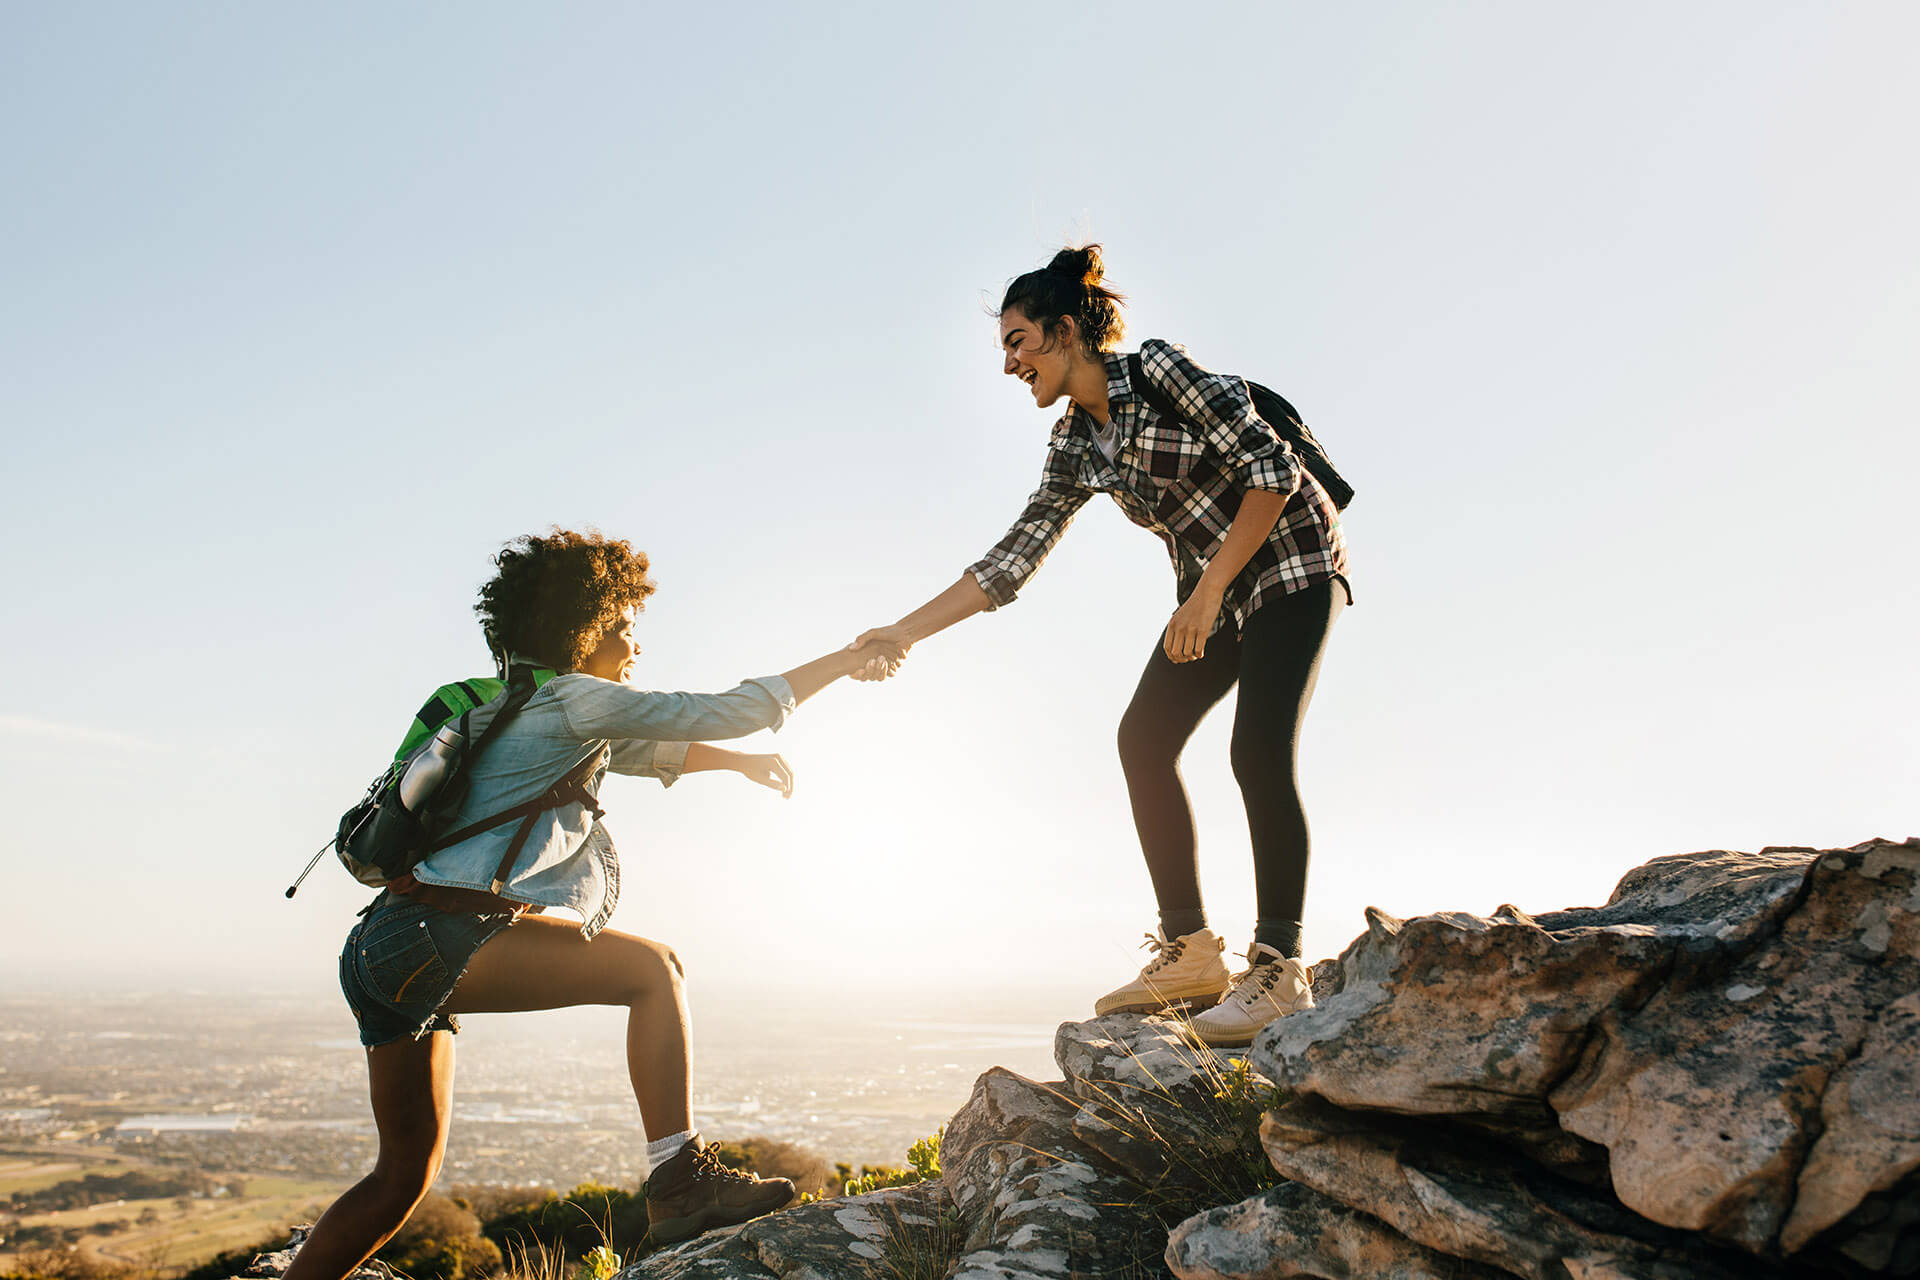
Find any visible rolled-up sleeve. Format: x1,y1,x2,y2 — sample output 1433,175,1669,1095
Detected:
559,674,798,743
1139,339,1301,498
965,441,1092,608
606,738,691,785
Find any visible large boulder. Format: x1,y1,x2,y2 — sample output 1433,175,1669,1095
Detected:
1055,1014,1269,1192
1552,841,1920,1253
626,1182,953,1280
1255,848,1813,1133
1167,1180,1510,1280
1248,838,1920,1271
1257,1097,1771,1280
941,1065,1171,1279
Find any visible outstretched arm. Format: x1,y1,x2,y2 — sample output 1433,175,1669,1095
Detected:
662,641,897,793
778,641,897,704
851,573,992,663
682,743,795,798
850,456,1090,677
564,640,905,743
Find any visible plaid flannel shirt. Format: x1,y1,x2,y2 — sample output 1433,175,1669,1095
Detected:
967,339,1347,637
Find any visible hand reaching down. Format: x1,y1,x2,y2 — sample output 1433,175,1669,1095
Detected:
1163,587,1224,664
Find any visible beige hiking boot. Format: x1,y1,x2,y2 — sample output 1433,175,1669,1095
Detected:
1093,928,1231,1016
645,1136,795,1244
1189,944,1314,1045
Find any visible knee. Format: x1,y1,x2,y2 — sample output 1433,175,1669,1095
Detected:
369,1148,440,1211
1117,706,1178,775
628,939,685,1002
1229,726,1293,790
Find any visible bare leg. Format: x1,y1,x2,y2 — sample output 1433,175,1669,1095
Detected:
444,915,692,1138
282,1032,453,1280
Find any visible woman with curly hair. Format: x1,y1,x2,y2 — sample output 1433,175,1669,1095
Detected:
852,245,1349,1047
286,529,899,1278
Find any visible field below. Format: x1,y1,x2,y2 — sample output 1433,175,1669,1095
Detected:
0,1147,341,1275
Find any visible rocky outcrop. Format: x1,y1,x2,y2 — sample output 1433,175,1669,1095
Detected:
625,1182,955,1280
242,1227,388,1279
940,1067,1157,1279
631,1014,1264,1280
1167,1179,1513,1280
1196,837,1920,1279
1254,1099,1764,1279
615,839,1920,1280
942,1016,1268,1278
1053,1015,1263,1193
242,842,1917,1280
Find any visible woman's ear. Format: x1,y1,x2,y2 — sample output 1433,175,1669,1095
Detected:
1054,314,1080,353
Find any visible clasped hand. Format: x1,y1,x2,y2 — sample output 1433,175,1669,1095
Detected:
846,625,911,682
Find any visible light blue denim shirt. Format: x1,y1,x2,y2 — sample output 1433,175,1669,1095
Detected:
408,672,797,936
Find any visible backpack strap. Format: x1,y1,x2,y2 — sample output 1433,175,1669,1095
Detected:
481,750,608,894
462,667,541,755
1128,350,1302,435
1127,350,1354,510
1126,353,1184,424
414,665,609,894
424,746,604,851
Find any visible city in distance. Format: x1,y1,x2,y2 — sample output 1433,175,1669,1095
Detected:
0,985,1069,1270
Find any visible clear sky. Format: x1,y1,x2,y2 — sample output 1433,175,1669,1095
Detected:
2,3,1913,1004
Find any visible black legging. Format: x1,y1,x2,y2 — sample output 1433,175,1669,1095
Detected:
1116,577,1345,953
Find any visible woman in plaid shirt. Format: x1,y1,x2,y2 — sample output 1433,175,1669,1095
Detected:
853,246,1349,1046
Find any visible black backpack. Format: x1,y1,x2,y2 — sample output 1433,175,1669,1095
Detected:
1127,350,1354,510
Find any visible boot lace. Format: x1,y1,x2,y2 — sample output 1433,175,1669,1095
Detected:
1229,954,1295,1007
688,1143,759,1184
1138,932,1186,974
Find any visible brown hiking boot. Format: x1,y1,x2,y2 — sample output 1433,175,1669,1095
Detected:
645,1137,795,1244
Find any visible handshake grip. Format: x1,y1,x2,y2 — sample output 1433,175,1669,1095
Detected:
847,626,910,683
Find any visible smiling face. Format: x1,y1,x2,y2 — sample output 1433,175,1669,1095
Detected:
578,606,641,683
1000,306,1077,409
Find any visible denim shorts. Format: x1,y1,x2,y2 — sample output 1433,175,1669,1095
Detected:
338,893,518,1049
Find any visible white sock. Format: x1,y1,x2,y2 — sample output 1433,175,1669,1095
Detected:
647,1129,696,1166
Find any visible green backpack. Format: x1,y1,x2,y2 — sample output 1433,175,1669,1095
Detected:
286,664,601,897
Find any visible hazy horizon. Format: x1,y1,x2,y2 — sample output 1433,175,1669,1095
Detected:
0,987,1066,1179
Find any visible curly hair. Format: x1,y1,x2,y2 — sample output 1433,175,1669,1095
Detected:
475,528,656,674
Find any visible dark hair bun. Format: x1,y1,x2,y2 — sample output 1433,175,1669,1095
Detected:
1048,243,1105,288
1000,243,1126,353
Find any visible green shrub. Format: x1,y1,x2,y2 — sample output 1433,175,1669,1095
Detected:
379,1192,503,1280
840,1127,943,1198
483,1180,644,1262
574,1244,622,1280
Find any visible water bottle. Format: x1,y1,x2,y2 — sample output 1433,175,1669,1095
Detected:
397,723,464,813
